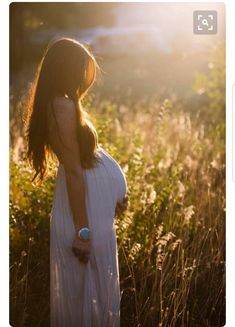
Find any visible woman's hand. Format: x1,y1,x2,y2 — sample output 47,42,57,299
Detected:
72,235,91,264
115,194,129,216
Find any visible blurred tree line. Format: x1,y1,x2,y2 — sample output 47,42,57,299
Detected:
10,2,118,75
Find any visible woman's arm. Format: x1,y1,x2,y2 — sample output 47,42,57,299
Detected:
51,96,88,231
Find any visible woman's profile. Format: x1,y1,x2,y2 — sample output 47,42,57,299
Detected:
24,37,128,326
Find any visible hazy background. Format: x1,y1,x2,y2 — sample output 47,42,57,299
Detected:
10,2,225,100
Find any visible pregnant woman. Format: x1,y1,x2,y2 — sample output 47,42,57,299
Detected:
25,38,128,326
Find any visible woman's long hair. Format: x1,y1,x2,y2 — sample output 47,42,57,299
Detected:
24,37,102,184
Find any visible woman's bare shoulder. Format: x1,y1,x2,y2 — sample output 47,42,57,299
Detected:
50,96,78,133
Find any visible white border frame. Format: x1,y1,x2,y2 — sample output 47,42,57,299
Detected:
1,1,234,326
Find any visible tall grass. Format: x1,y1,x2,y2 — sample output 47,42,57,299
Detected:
10,46,225,326
92,94,225,327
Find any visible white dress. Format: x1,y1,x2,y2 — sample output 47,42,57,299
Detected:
50,145,128,327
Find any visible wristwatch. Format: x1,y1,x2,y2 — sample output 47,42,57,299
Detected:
77,227,91,241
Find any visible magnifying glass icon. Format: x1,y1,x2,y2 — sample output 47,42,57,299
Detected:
202,19,209,26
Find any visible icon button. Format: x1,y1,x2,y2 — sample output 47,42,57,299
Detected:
193,11,217,34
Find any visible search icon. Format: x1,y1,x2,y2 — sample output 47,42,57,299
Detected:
193,10,217,34
202,19,209,26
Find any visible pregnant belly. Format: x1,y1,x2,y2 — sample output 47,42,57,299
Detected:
114,166,127,203
100,148,128,203
85,146,128,205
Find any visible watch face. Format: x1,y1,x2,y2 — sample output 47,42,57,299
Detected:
78,228,90,240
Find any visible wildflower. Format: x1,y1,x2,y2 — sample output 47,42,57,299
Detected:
184,205,195,224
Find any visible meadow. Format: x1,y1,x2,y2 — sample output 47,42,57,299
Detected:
10,41,225,327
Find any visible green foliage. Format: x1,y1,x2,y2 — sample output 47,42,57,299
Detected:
10,150,55,326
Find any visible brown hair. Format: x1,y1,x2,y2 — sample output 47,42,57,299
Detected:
24,37,102,183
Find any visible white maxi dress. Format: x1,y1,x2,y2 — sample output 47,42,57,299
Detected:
50,145,128,327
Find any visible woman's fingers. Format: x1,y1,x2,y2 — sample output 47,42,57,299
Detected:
72,236,91,263
115,204,122,215
79,255,90,262
73,247,89,257
116,203,123,214
72,245,90,263
75,250,89,263
123,194,129,202
78,251,90,263
115,196,129,215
